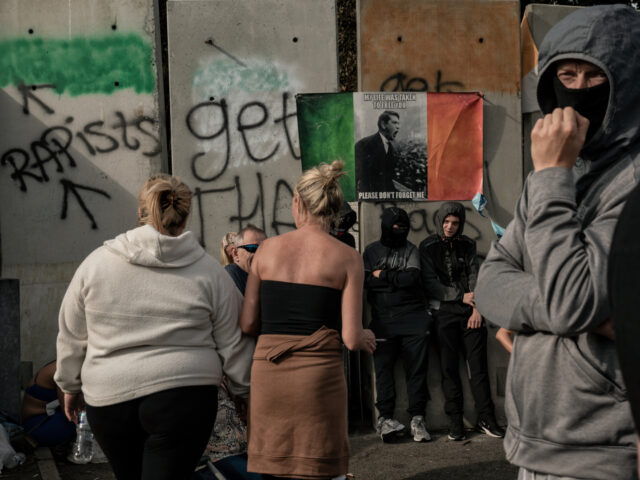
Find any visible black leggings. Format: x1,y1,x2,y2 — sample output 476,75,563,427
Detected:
86,385,217,480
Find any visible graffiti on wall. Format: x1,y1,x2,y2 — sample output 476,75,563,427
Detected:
368,200,488,258
0,34,160,230
380,70,465,93
182,57,306,247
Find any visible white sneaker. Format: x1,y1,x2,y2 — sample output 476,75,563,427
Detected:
410,415,431,442
376,417,405,442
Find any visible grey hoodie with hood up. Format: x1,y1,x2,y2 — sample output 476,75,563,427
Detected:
476,6,640,479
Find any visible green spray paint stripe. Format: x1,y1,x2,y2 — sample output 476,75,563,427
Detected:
193,58,291,98
0,34,155,96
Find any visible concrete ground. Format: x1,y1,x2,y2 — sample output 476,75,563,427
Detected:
1,428,516,480
349,428,517,479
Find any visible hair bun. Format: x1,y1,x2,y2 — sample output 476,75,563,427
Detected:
322,160,346,188
166,191,177,208
137,174,192,236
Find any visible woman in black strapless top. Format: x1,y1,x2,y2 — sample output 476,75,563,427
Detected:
240,160,376,480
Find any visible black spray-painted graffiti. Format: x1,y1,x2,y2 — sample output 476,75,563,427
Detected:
185,92,299,245
186,92,299,182
193,172,295,247
380,70,465,92
2,84,161,229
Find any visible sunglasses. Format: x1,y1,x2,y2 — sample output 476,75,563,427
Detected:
237,244,259,253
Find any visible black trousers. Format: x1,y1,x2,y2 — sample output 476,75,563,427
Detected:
86,385,218,480
434,310,494,420
373,332,429,419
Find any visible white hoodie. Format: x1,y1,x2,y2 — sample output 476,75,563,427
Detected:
55,225,254,406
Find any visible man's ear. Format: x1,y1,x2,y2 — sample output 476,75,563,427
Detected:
231,246,240,263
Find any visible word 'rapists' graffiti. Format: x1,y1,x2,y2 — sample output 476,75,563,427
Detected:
1,85,161,229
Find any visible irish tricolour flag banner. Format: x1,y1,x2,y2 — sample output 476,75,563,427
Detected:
296,92,483,202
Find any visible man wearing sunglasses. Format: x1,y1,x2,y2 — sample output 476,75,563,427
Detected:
225,224,267,295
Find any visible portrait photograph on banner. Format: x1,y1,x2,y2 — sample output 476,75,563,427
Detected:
353,92,427,201
296,92,483,202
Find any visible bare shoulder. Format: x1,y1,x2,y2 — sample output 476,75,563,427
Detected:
326,235,362,268
254,232,292,255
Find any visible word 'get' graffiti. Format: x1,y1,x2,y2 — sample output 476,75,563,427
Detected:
184,91,300,245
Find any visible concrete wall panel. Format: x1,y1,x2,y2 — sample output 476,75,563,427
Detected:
168,0,338,252
358,0,522,430
0,0,164,368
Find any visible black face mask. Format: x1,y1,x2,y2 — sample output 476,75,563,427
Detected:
380,207,410,248
552,75,609,144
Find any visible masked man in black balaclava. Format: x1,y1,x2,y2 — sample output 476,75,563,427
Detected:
363,207,432,443
419,202,504,442
475,6,640,479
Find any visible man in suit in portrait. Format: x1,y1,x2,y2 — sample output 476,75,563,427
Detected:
355,110,400,195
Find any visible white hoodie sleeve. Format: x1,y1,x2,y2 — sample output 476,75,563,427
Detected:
210,273,255,397
54,268,88,394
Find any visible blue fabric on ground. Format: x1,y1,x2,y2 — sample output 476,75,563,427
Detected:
22,410,75,447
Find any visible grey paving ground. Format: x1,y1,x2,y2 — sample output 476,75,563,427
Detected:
349,429,517,479
1,429,516,480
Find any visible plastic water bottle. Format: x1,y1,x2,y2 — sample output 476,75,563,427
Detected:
67,411,93,464
90,436,108,464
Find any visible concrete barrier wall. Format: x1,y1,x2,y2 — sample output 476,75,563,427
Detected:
358,0,522,430
1,1,578,432
167,0,338,253
0,0,164,369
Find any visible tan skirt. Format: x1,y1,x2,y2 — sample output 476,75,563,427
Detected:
247,327,349,479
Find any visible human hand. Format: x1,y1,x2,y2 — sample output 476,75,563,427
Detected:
462,292,475,307
361,329,377,354
591,317,615,340
466,309,482,329
63,392,84,424
373,270,382,279
496,328,514,354
531,107,589,172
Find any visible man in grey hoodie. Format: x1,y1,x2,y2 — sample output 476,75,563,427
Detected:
475,6,640,480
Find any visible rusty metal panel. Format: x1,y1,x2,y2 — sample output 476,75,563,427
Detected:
358,0,521,430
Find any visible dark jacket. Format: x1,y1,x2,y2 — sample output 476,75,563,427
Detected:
224,263,247,296
363,208,428,337
419,202,477,316
355,132,396,193
330,202,357,248
475,6,640,479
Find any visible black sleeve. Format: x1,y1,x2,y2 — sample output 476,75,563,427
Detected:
419,242,463,302
381,267,421,289
464,239,479,292
363,246,391,291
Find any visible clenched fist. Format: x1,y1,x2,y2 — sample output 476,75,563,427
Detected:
531,107,590,172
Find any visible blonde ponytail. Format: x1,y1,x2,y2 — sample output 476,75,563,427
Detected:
295,160,346,230
138,174,192,236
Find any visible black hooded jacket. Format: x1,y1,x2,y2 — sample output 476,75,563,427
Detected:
419,202,478,315
330,202,357,248
363,208,429,337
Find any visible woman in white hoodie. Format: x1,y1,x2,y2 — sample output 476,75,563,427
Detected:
54,174,253,480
